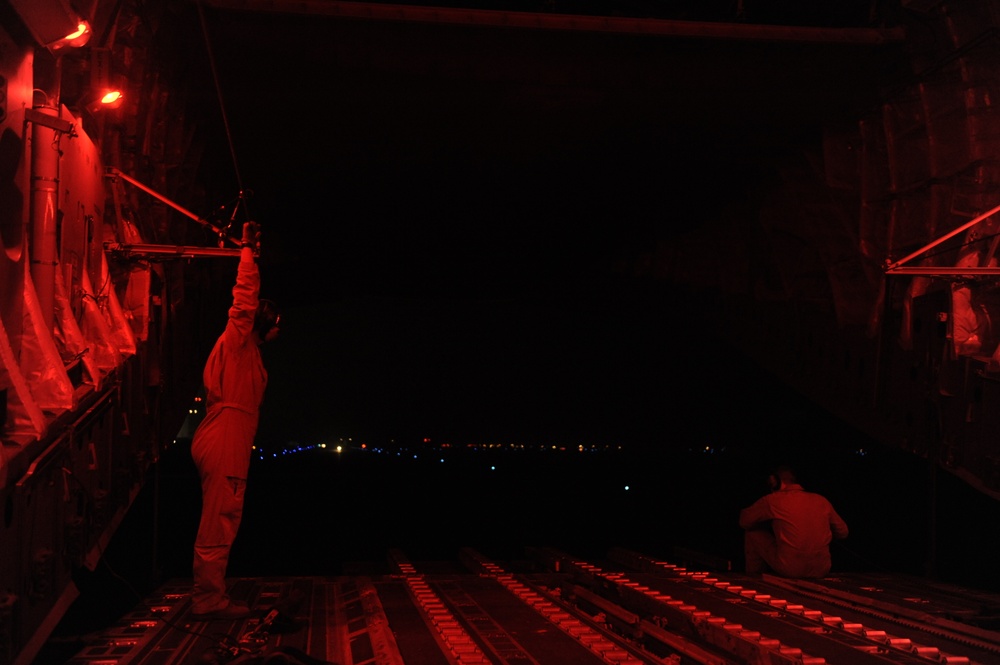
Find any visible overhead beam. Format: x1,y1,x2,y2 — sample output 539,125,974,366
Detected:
201,0,906,44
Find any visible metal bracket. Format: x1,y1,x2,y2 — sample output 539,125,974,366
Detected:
103,242,240,260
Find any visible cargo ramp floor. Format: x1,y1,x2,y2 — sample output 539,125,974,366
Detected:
47,545,1000,665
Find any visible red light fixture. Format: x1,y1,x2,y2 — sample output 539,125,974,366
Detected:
82,47,124,114
100,90,123,106
50,20,92,50
84,88,124,115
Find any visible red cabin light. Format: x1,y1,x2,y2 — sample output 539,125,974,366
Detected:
99,90,125,112
65,21,90,44
51,20,92,50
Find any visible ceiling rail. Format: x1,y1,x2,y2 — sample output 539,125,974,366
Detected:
201,0,906,43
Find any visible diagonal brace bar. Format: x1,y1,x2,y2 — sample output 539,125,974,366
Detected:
885,200,1000,273
105,168,239,247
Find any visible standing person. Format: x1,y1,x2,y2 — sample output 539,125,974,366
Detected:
190,221,280,619
739,465,848,579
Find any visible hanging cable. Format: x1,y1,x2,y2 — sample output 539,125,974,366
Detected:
195,0,251,232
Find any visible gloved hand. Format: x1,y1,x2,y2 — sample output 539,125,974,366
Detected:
242,221,261,249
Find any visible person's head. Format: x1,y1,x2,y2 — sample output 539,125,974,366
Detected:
768,465,798,491
254,299,280,343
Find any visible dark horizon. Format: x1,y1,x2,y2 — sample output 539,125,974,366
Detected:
85,422,1000,608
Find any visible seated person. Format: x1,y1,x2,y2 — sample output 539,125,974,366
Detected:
739,465,848,578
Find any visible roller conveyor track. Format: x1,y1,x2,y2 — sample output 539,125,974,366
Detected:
755,575,1000,654
55,546,1000,665
590,547,1000,664
780,573,1000,631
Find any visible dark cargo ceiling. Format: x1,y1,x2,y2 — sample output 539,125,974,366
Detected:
160,1,910,299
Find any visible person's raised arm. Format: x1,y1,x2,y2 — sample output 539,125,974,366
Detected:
226,221,261,339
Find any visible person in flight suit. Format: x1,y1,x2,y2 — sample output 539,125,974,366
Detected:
739,465,849,578
190,221,280,619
